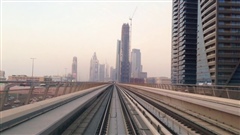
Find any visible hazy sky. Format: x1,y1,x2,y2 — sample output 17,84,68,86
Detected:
1,0,172,81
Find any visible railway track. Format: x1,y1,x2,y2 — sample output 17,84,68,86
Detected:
61,85,156,135
120,85,239,135
2,84,160,135
0,85,110,134
3,84,236,135
61,84,166,135
62,85,113,135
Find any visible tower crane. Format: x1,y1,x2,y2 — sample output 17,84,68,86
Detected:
129,7,137,28
129,7,137,77
129,7,137,50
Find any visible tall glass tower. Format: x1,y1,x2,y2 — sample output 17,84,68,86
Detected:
131,49,142,78
120,23,130,83
197,0,211,84
171,0,198,84
115,40,121,82
198,0,240,85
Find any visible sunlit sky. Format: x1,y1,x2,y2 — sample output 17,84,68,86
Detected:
1,0,172,81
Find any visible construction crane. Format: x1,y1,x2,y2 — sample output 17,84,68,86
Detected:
129,7,137,28
129,7,137,62
128,7,137,78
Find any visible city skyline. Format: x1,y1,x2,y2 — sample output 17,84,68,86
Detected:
1,1,172,81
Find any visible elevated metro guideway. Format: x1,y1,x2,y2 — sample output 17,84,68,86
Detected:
0,81,108,111
132,83,240,100
0,83,239,135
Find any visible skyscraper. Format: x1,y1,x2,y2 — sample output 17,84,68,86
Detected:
72,57,77,81
196,0,211,85
110,66,116,81
172,0,240,86
89,52,99,82
171,0,198,84
105,63,109,82
197,0,240,85
120,23,130,83
116,40,121,82
131,49,142,78
98,64,105,82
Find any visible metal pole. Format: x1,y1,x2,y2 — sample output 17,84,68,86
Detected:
30,58,36,80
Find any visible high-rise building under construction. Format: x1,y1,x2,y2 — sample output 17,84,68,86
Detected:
120,23,130,83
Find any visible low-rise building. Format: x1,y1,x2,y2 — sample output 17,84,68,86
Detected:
130,78,144,84
51,75,63,82
8,75,45,82
138,72,147,79
146,77,171,84
0,70,6,81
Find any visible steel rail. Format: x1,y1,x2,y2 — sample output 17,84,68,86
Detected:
116,86,138,135
129,86,239,134
61,86,111,135
0,87,106,132
0,85,110,135
97,87,113,135
125,86,218,135
119,86,172,135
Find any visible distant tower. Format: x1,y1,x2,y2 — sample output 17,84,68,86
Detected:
98,64,105,82
110,66,116,81
120,23,130,83
72,57,77,81
116,40,121,82
105,63,109,82
131,49,142,78
89,52,99,82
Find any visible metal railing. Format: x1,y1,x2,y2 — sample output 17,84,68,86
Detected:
0,81,108,111
129,83,240,100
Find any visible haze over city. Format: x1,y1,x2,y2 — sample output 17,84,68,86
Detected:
1,1,239,134
1,0,172,81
